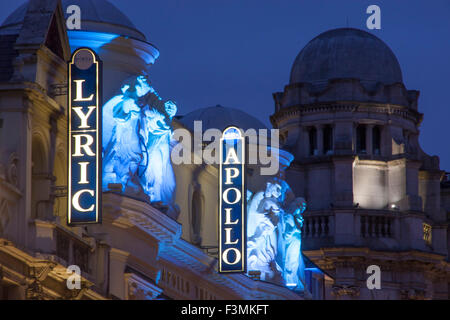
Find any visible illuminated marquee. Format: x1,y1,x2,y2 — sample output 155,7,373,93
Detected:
68,48,102,225
219,127,246,273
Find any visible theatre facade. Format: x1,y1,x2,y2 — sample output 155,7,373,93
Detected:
0,0,448,300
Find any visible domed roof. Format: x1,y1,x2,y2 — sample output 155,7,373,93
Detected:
1,0,146,41
178,105,268,133
290,28,403,85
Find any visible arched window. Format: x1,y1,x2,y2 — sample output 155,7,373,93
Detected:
53,150,68,225
356,125,366,154
373,126,381,155
309,127,317,156
32,137,49,219
191,188,202,245
323,125,333,155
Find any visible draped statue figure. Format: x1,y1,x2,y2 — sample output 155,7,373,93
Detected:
247,178,306,290
102,75,177,206
247,181,282,281
138,90,177,203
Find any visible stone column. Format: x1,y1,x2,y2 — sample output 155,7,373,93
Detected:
299,126,310,158
109,248,130,299
332,157,354,208
333,121,353,155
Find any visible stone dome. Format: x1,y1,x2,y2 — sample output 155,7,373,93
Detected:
1,0,146,41
178,105,268,133
290,28,403,85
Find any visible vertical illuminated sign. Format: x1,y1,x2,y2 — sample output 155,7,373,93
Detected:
219,127,245,273
68,48,102,225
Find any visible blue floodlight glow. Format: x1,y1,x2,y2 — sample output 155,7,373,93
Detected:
102,75,176,205
247,178,307,290
223,127,242,140
67,31,119,52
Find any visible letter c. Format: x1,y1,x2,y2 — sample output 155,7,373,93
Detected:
72,189,95,212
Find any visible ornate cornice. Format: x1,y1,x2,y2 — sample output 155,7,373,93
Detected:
271,101,423,128
304,247,450,277
101,193,303,300
124,272,163,300
102,192,182,245
331,284,360,297
0,238,104,300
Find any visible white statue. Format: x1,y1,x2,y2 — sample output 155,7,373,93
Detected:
102,75,177,206
138,91,177,203
102,77,146,191
247,178,306,290
276,197,306,288
247,181,283,281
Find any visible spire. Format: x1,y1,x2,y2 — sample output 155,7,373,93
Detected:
15,0,70,61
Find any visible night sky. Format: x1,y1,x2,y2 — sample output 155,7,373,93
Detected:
1,0,449,171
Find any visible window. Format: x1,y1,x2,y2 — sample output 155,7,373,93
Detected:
191,189,202,245
356,125,366,153
309,127,317,156
403,129,410,153
323,125,333,155
423,223,432,246
373,126,381,155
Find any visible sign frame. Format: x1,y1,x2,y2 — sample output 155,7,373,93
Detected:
218,126,246,273
67,47,102,225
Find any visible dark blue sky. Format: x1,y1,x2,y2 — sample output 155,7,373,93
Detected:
1,0,449,171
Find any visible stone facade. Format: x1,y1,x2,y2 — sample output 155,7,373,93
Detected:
0,1,448,300
0,0,312,300
271,28,450,299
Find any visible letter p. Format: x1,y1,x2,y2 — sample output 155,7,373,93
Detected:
224,167,240,185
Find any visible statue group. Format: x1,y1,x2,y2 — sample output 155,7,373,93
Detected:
102,75,177,207
102,75,306,290
247,178,306,291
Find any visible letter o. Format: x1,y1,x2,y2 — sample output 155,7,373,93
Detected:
223,187,241,205
222,248,242,265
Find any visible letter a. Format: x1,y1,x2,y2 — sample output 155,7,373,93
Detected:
66,5,81,30
366,265,381,289
224,147,240,164
366,5,381,30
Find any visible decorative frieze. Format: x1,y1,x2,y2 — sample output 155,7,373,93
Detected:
331,284,360,297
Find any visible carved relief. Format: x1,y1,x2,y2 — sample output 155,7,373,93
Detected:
331,284,360,297
400,288,426,300
0,199,10,235
7,153,19,187
125,273,163,300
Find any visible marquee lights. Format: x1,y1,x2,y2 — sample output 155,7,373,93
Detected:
219,127,246,273
68,48,102,225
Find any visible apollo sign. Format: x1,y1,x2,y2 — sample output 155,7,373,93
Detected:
68,48,102,225
219,127,246,273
